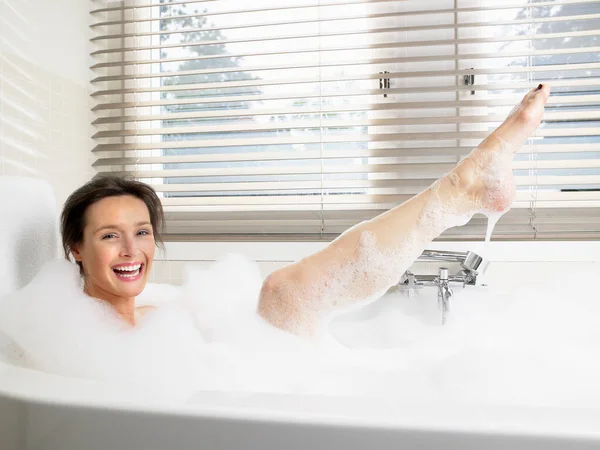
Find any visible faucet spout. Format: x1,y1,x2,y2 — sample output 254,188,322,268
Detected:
436,268,453,325
420,250,487,275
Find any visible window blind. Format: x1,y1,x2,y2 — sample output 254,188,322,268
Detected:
90,0,600,241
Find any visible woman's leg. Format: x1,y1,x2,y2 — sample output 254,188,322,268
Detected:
258,84,550,338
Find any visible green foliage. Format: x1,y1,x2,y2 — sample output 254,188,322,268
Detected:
158,1,259,115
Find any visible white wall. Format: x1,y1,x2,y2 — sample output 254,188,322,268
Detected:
150,241,600,285
0,0,93,209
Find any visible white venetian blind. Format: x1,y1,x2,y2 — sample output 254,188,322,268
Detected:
90,0,600,241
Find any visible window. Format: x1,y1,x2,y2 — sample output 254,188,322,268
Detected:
91,0,600,240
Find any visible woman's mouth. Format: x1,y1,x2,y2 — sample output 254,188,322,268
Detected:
112,263,144,282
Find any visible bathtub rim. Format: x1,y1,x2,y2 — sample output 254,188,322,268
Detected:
1,358,600,444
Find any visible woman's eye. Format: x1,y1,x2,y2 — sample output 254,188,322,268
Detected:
102,233,117,240
138,229,151,236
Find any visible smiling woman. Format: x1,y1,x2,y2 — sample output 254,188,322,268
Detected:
60,176,165,325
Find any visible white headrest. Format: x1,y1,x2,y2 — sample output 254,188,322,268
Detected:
0,176,58,298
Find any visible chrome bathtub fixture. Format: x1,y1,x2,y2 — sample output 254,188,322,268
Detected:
437,268,452,325
420,250,488,278
397,250,488,325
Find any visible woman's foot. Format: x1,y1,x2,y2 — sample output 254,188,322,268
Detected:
436,84,550,214
493,83,551,149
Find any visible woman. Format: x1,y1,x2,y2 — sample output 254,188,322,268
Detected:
61,84,550,338
60,179,164,326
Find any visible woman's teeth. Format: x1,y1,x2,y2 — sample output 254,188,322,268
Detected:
113,264,142,278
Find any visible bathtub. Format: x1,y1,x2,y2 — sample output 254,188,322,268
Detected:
2,176,600,449
1,353,600,450
2,255,600,450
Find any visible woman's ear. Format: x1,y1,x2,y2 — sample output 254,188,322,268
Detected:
71,245,82,262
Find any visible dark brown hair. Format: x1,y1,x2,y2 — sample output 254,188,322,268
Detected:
61,175,165,274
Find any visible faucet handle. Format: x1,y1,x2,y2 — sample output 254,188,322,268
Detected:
398,270,412,297
439,267,449,282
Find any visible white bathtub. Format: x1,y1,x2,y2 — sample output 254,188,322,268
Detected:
0,177,600,450
2,173,600,450
1,354,600,450
2,256,600,450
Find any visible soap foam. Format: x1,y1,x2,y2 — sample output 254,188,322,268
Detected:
1,255,599,408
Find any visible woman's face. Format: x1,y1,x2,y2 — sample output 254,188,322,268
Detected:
71,195,155,302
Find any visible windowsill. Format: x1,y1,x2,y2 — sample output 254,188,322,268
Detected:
157,241,600,263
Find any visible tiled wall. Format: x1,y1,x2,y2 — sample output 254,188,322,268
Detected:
0,0,93,209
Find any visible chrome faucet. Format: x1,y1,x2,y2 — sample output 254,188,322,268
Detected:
436,267,452,325
420,250,487,280
397,249,488,324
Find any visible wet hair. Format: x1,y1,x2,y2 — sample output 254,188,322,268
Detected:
60,175,165,275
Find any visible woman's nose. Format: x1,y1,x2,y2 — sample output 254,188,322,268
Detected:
119,238,140,258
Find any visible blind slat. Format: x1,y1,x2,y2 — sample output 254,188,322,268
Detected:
91,63,600,97
117,175,600,195
90,0,596,15
91,144,600,167
153,190,600,207
92,94,600,114
91,41,600,69
92,127,600,152
91,79,600,109
90,9,599,42
98,159,600,178
91,111,600,139
91,0,400,15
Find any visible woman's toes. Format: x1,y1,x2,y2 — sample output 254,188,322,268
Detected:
524,83,550,103
494,84,550,148
506,84,549,126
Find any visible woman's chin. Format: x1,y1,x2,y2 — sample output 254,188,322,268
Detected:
112,278,148,298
